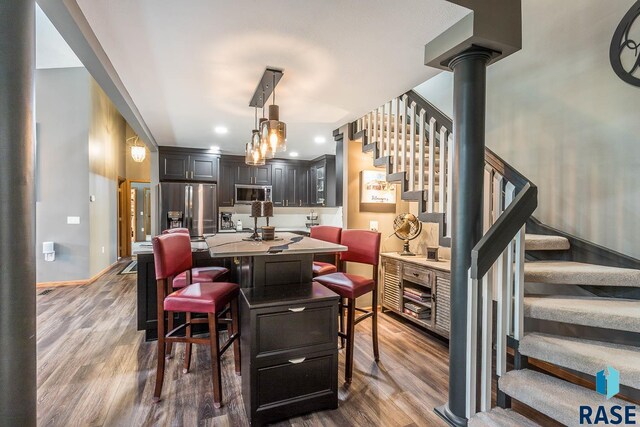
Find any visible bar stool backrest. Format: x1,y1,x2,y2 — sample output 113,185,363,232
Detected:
310,225,342,244
340,229,381,266
162,228,189,235
152,233,192,280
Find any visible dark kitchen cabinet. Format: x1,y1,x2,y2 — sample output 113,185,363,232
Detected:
235,163,272,185
309,155,336,207
271,162,287,207
216,154,338,208
159,148,219,183
219,160,237,207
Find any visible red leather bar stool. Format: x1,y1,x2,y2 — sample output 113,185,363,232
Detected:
314,229,381,385
309,225,342,277
161,228,229,288
152,233,240,408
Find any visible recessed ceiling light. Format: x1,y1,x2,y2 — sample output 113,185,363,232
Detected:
289,152,299,158
210,145,220,153
314,136,326,144
214,126,228,135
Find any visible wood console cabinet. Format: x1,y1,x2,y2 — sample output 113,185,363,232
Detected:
380,253,451,338
240,283,339,426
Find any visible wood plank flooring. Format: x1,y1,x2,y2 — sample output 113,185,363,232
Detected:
36,260,547,426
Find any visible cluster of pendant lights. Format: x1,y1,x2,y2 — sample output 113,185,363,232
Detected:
245,74,286,165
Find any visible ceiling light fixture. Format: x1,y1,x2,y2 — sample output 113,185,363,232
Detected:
289,152,299,158
314,136,326,144
127,136,146,163
214,126,228,135
258,89,273,159
260,71,286,154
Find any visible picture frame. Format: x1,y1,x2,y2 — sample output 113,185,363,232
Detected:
359,170,396,213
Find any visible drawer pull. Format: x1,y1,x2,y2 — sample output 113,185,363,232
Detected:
288,307,306,312
412,272,420,277
288,357,306,364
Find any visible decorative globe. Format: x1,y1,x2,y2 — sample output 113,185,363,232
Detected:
392,213,422,256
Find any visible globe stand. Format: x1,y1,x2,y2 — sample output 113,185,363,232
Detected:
400,239,415,256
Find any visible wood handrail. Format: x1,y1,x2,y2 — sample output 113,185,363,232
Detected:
471,182,538,280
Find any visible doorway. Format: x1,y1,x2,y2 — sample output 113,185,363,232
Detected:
117,177,130,258
130,181,152,253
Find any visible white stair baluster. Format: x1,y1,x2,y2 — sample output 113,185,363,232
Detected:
428,118,436,212
418,109,426,192
492,173,508,376
394,98,400,173
409,102,416,191
466,269,478,418
480,265,493,412
386,101,392,157
504,182,516,336
401,96,408,173
446,133,453,237
513,225,526,341
366,112,372,146
439,127,447,214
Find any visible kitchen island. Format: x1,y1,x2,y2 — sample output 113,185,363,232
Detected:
205,232,346,288
137,232,345,339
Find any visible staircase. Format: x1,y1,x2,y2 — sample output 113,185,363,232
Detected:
352,91,640,426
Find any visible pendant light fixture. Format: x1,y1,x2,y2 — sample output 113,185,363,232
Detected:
258,90,273,159
260,73,286,154
245,105,265,165
127,136,146,163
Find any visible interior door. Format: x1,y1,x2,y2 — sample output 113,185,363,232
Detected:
191,183,217,236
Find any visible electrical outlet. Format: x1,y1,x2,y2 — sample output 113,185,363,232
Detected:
67,216,80,225
369,221,379,231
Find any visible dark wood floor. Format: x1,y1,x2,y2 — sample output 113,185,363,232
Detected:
36,260,548,426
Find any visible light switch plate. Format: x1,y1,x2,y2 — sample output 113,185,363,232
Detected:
369,221,379,231
67,216,80,225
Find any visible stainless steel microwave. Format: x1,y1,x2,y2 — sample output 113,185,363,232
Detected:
234,184,272,205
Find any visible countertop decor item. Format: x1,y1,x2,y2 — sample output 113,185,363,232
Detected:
391,213,422,256
247,201,273,240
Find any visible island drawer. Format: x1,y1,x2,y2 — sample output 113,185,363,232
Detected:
253,302,337,359
253,349,338,419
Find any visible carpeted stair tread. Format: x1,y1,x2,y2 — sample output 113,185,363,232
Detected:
524,234,570,251
469,407,540,427
519,333,640,389
499,369,628,426
524,295,640,333
524,261,640,287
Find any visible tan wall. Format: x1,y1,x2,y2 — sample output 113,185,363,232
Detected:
345,137,441,306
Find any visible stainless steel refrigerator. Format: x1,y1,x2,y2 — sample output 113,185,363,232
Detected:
159,182,217,236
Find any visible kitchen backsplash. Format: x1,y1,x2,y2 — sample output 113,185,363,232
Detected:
219,206,343,230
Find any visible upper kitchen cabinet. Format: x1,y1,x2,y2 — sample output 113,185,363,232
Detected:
310,155,337,207
159,147,219,182
234,161,272,185
272,161,309,207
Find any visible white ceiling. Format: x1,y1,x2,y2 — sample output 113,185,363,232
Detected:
74,0,469,159
36,4,83,69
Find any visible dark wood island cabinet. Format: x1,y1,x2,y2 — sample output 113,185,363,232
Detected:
240,283,339,426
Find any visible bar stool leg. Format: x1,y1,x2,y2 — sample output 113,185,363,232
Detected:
372,287,380,362
166,311,174,358
154,306,166,402
183,312,192,374
231,300,241,376
338,298,345,348
208,313,222,408
345,298,356,385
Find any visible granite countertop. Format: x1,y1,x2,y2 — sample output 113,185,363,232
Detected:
206,232,346,258
132,241,209,255
381,252,451,272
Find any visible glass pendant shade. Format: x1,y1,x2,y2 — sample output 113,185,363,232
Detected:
254,124,273,159
131,145,146,163
245,141,265,166
260,104,287,153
